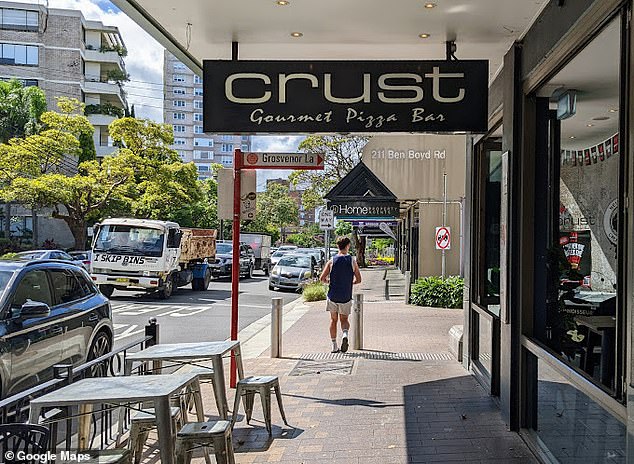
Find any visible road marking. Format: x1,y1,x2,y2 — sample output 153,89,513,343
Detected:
113,323,144,341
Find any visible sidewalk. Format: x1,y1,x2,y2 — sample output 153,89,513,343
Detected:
182,268,538,463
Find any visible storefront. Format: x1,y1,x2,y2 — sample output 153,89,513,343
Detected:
465,0,633,461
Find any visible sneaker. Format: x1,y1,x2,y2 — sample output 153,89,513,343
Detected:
331,347,340,353
340,336,349,353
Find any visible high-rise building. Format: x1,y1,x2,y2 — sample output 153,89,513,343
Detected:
0,1,128,159
163,51,252,180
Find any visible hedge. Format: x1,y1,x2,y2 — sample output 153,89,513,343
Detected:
410,276,464,309
303,282,328,302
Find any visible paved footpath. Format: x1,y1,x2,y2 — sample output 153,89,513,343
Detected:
146,268,538,463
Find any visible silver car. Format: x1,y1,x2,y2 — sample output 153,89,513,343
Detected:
15,250,86,269
269,254,314,291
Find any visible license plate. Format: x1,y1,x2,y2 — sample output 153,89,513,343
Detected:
115,278,129,283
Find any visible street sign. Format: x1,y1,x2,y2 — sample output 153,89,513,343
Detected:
435,226,451,250
218,168,257,220
241,152,325,170
319,209,335,230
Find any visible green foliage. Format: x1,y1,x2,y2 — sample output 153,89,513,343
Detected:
410,276,464,309
85,103,124,119
0,252,18,259
255,183,298,238
335,220,353,237
78,131,96,163
99,44,128,57
0,79,47,143
287,232,318,248
109,118,178,163
369,238,393,253
303,281,327,302
105,69,129,83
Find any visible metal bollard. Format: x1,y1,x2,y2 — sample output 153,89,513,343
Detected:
353,293,364,350
271,297,283,358
144,318,161,373
404,271,412,303
384,279,390,300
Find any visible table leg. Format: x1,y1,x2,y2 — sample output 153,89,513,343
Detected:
124,359,133,376
29,405,42,424
211,355,229,419
78,404,93,451
234,345,245,381
191,378,206,422
600,328,615,388
155,396,175,464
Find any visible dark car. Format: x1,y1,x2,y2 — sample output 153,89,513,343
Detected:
0,259,113,398
210,241,254,279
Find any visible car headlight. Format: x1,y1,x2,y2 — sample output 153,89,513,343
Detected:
271,268,279,276
143,270,160,277
302,271,312,279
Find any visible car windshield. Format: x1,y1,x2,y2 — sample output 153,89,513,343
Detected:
15,251,46,260
94,225,164,257
71,253,88,260
279,256,312,268
216,243,232,254
272,251,286,257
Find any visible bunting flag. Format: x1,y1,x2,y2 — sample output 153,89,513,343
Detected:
561,133,619,166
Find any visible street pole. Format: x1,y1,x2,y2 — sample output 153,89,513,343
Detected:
271,297,283,358
442,172,447,279
230,149,242,388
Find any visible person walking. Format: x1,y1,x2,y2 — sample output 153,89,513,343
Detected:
320,236,362,353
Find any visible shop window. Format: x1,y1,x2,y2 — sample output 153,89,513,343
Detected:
534,16,622,396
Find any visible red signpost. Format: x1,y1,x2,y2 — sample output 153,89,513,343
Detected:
229,149,324,387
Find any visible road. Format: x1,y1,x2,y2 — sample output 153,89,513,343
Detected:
110,273,301,348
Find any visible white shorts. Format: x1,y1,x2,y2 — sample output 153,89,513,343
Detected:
326,299,352,315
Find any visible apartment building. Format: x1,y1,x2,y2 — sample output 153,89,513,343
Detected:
0,1,128,159
163,50,251,180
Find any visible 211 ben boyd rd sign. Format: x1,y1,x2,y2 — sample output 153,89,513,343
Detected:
203,60,488,133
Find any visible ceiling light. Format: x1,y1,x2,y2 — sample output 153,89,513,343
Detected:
586,124,594,127
419,33,430,39
569,136,576,139
276,0,290,5
609,108,618,113
290,31,303,37
424,2,437,8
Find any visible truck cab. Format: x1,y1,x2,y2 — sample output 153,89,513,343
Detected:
90,218,215,299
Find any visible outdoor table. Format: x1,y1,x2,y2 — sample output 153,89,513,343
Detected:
124,341,245,419
28,373,204,464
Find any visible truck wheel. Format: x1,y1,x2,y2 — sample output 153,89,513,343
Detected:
100,285,114,299
158,275,174,300
203,269,212,290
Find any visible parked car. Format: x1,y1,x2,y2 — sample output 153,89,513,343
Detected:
269,253,314,291
0,259,113,398
278,245,298,252
270,249,290,268
295,248,326,270
210,241,254,279
14,249,85,269
69,250,92,271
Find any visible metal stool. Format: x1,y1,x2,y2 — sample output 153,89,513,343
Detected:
178,366,223,415
83,449,132,464
175,420,234,464
128,406,183,464
231,376,288,435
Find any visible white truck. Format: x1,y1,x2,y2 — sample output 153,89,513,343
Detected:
241,233,272,275
90,218,217,299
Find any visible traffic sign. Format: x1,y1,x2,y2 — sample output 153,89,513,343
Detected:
319,209,335,230
218,168,257,220
241,152,325,170
241,191,257,220
435,226,451,250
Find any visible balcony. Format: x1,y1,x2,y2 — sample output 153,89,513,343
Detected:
83,49,125,71
96,144,117,158
83,79,127,106
87,113,117,127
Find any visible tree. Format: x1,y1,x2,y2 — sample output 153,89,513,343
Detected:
289,135,368,210
255,183,298,242
335,220,353,237
0,79,47,143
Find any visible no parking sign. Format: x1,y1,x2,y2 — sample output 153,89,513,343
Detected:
435,226,451,250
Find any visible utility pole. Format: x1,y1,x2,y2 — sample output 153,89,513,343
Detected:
442,172,447,279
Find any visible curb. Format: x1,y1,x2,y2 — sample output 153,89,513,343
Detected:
235,296,311,359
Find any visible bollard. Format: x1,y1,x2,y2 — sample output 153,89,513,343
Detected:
353,293,364,350
384,279,390,300
404,271,412,303
145,318,161,373
271,297,283,358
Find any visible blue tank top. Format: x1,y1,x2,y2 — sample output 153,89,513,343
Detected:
327,254,354,303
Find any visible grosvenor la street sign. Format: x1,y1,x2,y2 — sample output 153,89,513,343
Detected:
203,60,488,134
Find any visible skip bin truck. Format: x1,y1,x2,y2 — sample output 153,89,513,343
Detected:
90,218,217,299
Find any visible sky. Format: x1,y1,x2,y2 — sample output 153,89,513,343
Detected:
10,0,305,188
